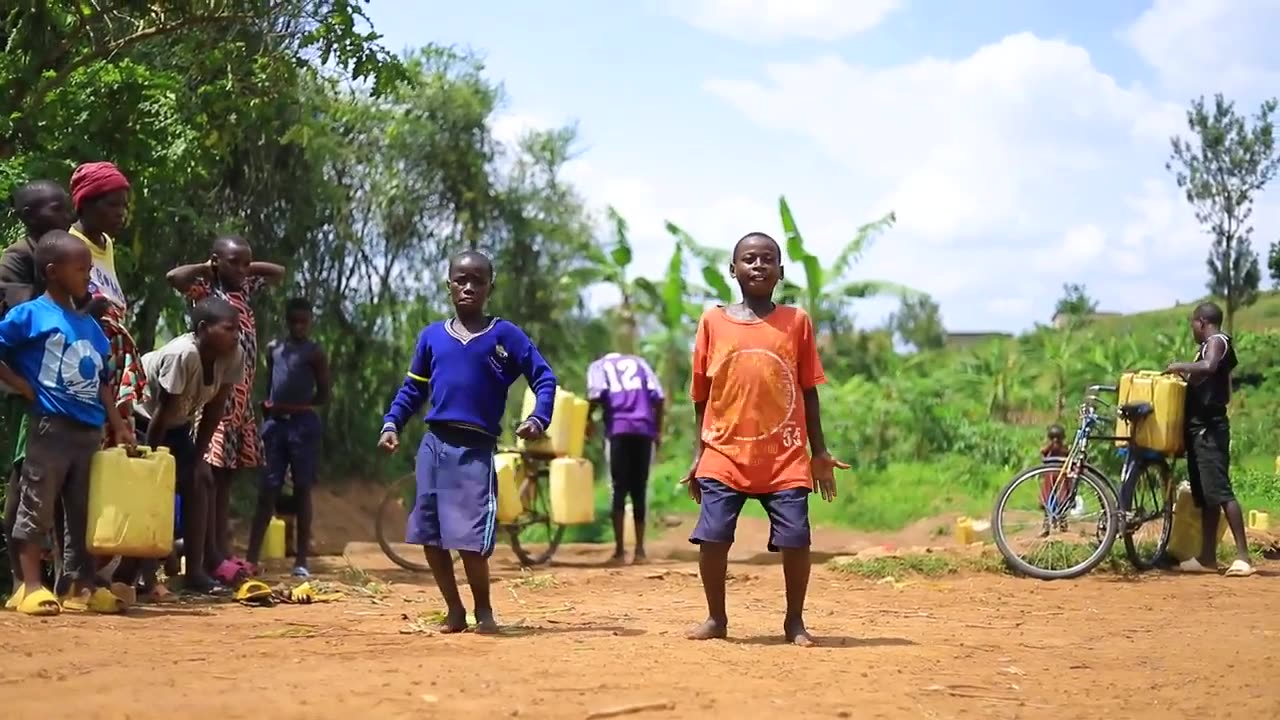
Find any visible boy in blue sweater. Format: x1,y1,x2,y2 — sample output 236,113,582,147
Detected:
379,250,557,633
0,231,132,615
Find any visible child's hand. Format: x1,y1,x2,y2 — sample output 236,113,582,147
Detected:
680,465,702,504
109,422,136,452
812,452,849,502
378,430,399,453
514,419,544,441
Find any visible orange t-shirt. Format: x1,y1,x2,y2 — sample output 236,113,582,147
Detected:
690,305,826,494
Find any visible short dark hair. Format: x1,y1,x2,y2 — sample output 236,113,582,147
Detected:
285,297,312,316
33,230,82,278
11,180,65,214
732,232,782,262
449,249,495,280
1047,424,1065,439
191,296,239,330
1192,302,1223,326
213,234,250,255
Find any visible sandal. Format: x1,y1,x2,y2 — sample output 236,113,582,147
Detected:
110,582,137,608
213,559,248,585
63,587,126,614
5,585,27,611
1178,558,1218,574
141,584,178,604
17,586,61,616
1225,559,1257,577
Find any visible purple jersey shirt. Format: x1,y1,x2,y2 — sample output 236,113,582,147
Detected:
587,353,663,439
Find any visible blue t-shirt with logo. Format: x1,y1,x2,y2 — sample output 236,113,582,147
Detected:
0,295,111,427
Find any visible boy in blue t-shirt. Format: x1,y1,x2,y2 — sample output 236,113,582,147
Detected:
0,231,132,616
379,250,557,634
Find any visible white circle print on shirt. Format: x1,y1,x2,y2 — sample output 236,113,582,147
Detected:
37,335,104,402
710,348,797,443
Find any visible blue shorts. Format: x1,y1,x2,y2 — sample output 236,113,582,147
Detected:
406,425,499,557
689,478,811,551
262,411,321,490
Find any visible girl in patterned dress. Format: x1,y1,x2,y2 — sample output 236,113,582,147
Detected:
167,236,284,582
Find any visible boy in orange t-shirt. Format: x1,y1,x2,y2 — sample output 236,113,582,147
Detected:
683,232,848,647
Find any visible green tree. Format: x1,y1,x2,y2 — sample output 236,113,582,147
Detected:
1268,240,1280,289
777,196,917,335
1054,283,1098,323
889,294,945,351
1167,94,1280,333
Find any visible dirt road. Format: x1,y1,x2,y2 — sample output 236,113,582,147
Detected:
2,519,1278,719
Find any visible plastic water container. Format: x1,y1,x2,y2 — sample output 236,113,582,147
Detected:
517,387,576,456
1167,482,1229,562
549,457,595,525
1248,510,1271,532
565,395,590,459
1115,371,1187,456
494,452,525,524
261,516,287,561
86,447,176,559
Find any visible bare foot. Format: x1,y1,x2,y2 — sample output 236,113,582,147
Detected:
473,608,500,635
439,608,468,634
632,548,648,565
686,617,728,640
785,617,816,647
607,551,626,566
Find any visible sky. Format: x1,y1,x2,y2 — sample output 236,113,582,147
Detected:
364,0,1280,333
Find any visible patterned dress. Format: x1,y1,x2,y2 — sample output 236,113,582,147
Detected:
186,275,265,469
71,227,143,428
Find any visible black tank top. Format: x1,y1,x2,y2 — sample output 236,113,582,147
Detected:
1186,333,1237,423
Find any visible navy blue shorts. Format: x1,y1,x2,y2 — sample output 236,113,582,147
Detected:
407,425,499,557
689,478,811,551
262,411,322,490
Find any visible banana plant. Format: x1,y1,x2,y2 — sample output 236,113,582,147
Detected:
777,196,919,335
665,220,733,304
634,240,704,395
565,205,640,352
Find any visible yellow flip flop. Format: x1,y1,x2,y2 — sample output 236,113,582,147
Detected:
17,587,61,616
4,585,27,611
62,587,126,614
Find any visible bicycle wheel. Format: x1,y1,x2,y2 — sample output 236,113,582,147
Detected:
992,463,1119,580
374,473,459,572
1120,457,1174,571
506,460,566,567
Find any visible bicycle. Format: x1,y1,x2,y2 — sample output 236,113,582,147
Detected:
991,384,1176,580
375,446,568,571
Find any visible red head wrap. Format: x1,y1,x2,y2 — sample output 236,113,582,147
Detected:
69,161,130,211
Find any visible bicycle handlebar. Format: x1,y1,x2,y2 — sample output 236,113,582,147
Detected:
1086,384,1118,394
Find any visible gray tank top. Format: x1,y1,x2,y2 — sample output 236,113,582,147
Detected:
268,338,319,406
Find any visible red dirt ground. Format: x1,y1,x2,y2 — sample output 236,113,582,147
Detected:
4,484,1278,719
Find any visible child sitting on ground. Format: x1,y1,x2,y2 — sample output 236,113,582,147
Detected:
1040,424,1070,536
379,250,557,634
0,231,132,615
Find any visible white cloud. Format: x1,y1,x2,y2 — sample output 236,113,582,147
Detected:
665,0,902,43
690,25,1280,330
1126,0,1280,102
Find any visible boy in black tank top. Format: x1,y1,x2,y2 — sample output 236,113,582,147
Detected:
1166,302,1254,577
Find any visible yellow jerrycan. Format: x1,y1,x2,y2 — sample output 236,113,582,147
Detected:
86,447,176,558
1115,371,1187,456
494,452,525,524
262,517,287,561
517,387,575,456
1167,482,1229,562
565,395,590,459
954,517,977,545
549,457,595,525
1248,510,1271,532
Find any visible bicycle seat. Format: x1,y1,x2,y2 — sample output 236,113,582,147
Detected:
1118,402,1154,420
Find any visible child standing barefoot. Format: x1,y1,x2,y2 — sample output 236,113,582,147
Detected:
378,250,557,634
683,232,847,647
